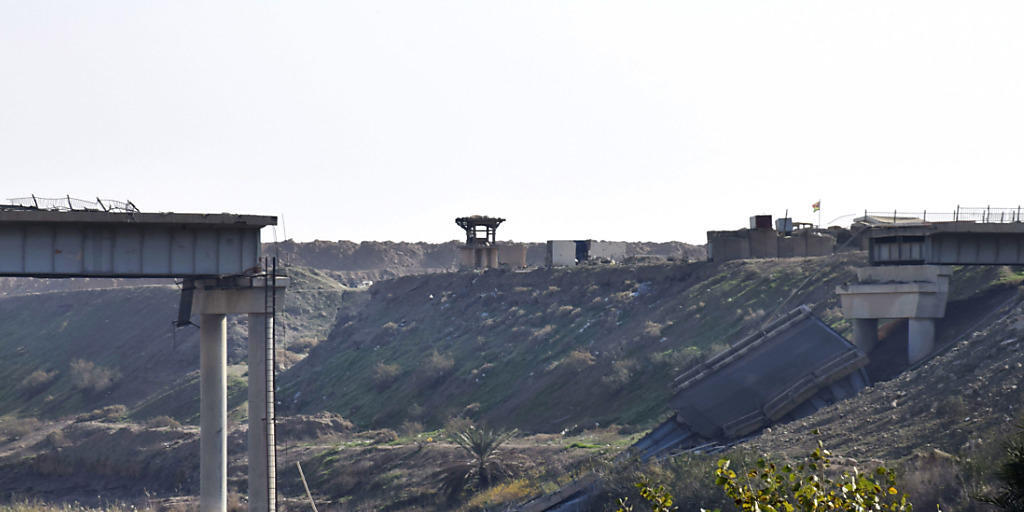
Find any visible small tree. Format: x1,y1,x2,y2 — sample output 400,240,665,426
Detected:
439,423,518,501
69,359,118,393
976,423,1024,511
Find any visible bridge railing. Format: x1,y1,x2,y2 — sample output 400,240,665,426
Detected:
863,206,1023,224
5,195,139,213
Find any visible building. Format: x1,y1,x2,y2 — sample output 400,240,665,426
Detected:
707,215,835,262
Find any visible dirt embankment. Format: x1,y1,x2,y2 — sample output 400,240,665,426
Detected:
280,254,868,433
265,240,707,286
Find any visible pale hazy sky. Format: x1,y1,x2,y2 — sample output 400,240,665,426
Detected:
1,2,1022,244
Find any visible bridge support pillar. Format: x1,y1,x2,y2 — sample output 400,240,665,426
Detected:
200,313,228,512
851,318,879,353
837,265,950,364
195,277,287,512
908,318,936,364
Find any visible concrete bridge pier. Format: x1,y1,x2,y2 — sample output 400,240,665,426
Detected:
195,277,287,512
199,313,228,512
908,318,936,364
837,265,951,364
851,318,879,353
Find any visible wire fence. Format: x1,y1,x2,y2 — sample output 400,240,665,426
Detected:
4,195,139,213
862,206,1024,224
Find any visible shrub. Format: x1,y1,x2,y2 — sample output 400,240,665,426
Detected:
400,420,423,437
372,361,401,389
602,359,639,390
561,350,596,371
445,416,475,436
0,416,41,440
975,422,1024,510
69,359,119,393
642,321,664,339
712,439,914,511
19,369,57,394
82,404,128,422
464,479,537,511
146,415,182,429
531,324,556,341
362,428,398,444
421,350,454,380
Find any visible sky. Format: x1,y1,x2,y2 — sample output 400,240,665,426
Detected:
1,2,1022,245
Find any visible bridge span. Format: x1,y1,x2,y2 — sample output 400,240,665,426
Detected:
868,219,1024,266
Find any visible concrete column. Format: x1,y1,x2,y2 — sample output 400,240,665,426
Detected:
248,313,276,512
851,318,879,353
200,314,227,512
907,318,936,364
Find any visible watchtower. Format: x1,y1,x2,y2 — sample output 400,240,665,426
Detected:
455,215,504,269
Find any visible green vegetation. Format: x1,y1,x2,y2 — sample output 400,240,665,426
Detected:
440,423,519,501
976,423,1024,511
712,440,913,512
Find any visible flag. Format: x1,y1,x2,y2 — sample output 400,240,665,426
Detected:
812,201,821,212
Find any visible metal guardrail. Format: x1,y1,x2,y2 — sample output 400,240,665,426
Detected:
5,195,139,213
863,206,1023,224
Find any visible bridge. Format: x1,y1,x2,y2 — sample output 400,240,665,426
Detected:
0,202,283,512
870,223,1024,266
841,208,1024,366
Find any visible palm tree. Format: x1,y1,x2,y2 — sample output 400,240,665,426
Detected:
439,423,519,501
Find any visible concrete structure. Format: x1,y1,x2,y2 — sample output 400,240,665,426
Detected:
867,221,1024,266
628,306,868,459
0,209,268,277
194,276,286,512
455,216,504,270
497,243,528,269
665,305,867,442
708,214,835,262
546,240,577,267
837,265,951,364
0,206,283,512
545,240,627,267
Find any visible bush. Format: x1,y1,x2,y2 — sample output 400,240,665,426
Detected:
421,350,454,380
18,369,57,394
69,359,119,393
146,415,182,429
560,350,596,371
975,422,1024,510
642,321,664,339
81,404,128,422
464,479,537,511
602,359,639,390
712,439,914,512
0,416,41,440
400,420,423,437
372,361,401,389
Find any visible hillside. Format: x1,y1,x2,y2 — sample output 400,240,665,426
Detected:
279,256,1020,435
0,251,1020,510
0,265,352,424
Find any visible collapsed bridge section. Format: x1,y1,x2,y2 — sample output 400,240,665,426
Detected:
629,305,869,460
523,306,870,512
